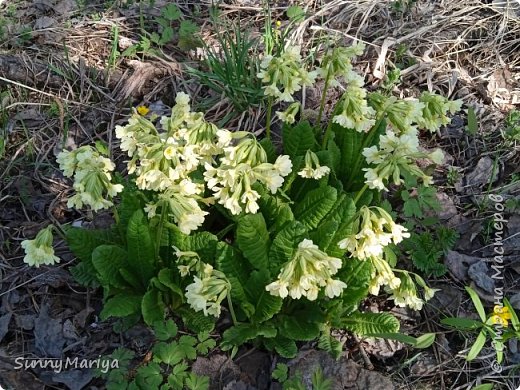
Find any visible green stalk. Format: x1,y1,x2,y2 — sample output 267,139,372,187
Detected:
227,292,238,325
317,69,332,127
353,184,368,205
345,116,386,191
265,97,273,140
155,206,167,259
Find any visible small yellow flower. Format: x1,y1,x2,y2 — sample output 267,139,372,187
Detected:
490,305,512,327
275,20,282,28
136,105,150,116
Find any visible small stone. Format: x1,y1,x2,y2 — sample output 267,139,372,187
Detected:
445,250,480,280
468,261,495,293
464,157,498,188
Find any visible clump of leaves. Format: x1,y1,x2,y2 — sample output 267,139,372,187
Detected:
188,20,263,112
122,4,200,57
95,319,212,390
403,226,459,277
504,109,520,141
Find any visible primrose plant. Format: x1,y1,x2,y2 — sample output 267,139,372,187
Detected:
22,41,461,361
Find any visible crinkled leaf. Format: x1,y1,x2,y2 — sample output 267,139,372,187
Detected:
283,121,316,157
246,270,283,323
237,213,270,270
142,288,165,326
100,294,142,320
294,186,337,230
92,245,128,288
127,210,156,287
340,312,400,335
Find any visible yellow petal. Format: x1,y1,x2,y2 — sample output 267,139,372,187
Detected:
136,106,150,116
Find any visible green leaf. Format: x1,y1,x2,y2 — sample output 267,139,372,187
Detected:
247,270,283,323
326,138,341,174
157,269,183,298
310,220,339,250
66,227,117,263
286,5,305,21
504,298,519,331
441,317,483,330
153,341,184,366
181,232,218,262
127,210,156,287
178,306,215,333
178,21,201,51
333,118,386,191
466,330,487,361
142,288,165,326
269,221,307,276
167,362,188,390
278,315,321,341
311,367,333,390
283,121,316,157
334,258,372,312
69,261,99,287
318,325,344,359
341,312,400,335
465,286,486,322
236,213,270,270
259,137,277,163
268,336,298,358
153,319,178,341
366,333,436,348
100,294,142,320
162,4,182,20
272,363,288,382
178,335,198,360
294,186,337,230
216,242,254,317
466,107,478,135
221,323,277,350
323,195,357,257
471,385,494,390
185,373,209,390
257,190,294,231
135,363,163,389
196,335,216,355
92,245,128,288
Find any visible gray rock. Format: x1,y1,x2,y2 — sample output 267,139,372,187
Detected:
435,192,458,220
445,250,480,280
34,305,67,358
52,370,94,390
464,157,498,188
288,350,394,390
468,261,495,293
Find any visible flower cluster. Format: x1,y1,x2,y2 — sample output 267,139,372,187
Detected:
185,264,230,317
362,129,444,191
298,150,330,180
368,256,401,296
318,43,366,87
258,46,317,102
266,239,346,301
415,91,463,132
369,93,424,135
333,85,376,132
389,272,425,311
173,246,203,277
490,305,513,327
204,139,292,215
115,93,221,193
276,102,300,124
338,206,410,261
21,226,60,268
57,146,123,211
116,92,291,231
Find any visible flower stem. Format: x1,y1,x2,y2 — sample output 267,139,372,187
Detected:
265,97,273,140
321,121,333,150
317,70,332,127
354,184,368,205
155,206,167,259
345,116,386,191
227,292,238,325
